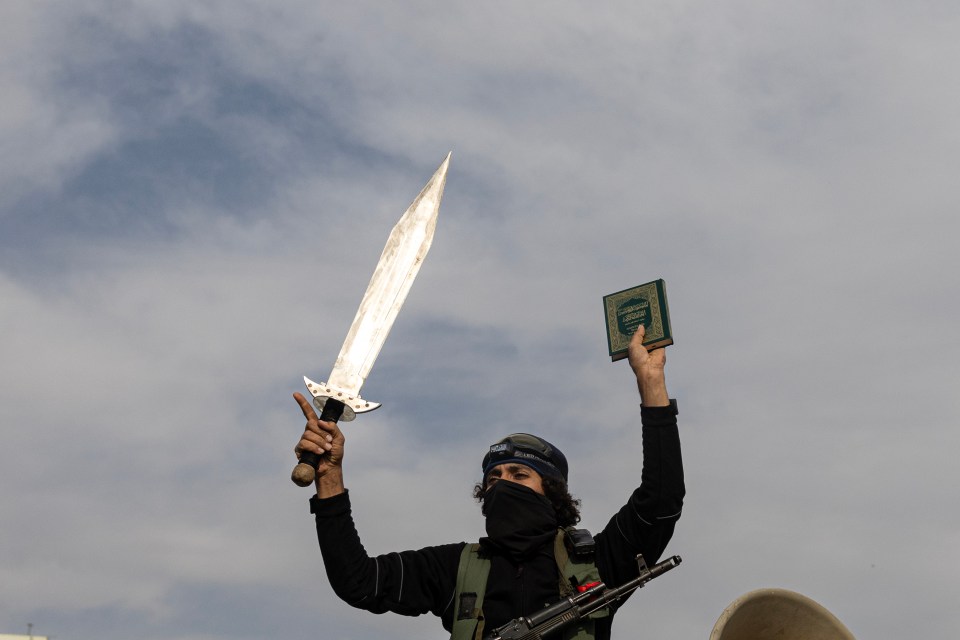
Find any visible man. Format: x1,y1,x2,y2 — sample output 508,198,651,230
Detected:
294,326,684,639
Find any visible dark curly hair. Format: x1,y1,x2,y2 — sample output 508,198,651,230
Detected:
473,476,581,528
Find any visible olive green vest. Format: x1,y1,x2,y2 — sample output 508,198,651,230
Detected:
450,529,609,640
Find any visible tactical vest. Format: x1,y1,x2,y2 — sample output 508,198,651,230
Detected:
450,528,610,640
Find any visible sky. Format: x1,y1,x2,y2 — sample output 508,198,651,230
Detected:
2,1,958,639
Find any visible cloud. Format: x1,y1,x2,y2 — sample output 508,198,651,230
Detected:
2,1,959,639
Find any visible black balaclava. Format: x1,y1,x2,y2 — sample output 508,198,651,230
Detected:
481,480,558,561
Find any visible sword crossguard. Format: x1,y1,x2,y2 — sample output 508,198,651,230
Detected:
303,376,381,422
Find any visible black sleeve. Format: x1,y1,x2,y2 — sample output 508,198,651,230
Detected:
594,400,685,592
310,491,465,623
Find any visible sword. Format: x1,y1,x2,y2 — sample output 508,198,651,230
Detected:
291,152,450,486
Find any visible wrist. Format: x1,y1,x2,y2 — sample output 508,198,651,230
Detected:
637,379,669,406
639,393,670,407
316,467,345,499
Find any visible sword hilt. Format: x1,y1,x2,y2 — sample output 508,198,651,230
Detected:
291,398,345,487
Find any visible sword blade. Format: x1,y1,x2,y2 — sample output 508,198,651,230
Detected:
304,152,450,419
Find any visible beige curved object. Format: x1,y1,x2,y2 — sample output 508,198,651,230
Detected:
710,588,855,640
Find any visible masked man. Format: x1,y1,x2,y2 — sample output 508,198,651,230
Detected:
294,326,684,639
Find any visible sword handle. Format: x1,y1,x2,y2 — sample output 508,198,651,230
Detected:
291,399,345,487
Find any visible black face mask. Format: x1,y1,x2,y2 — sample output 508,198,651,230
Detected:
482,481,558,561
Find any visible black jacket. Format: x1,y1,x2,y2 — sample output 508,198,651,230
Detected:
309,402,684,638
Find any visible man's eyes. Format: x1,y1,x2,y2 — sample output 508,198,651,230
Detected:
486,469,529,488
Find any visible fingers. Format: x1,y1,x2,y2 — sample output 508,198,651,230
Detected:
648,346,666,366
293,391,319,422
296,426,333,450
292,392,337,457
293,392,339,433
631,324,646,345
628,325,647,356
627,325,648,366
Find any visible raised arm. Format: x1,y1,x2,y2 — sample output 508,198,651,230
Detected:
594,325,684,593
295,390,463,623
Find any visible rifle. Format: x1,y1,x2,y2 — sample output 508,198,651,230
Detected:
484,553,682,640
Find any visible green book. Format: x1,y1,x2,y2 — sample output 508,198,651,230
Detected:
602,279,673,361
